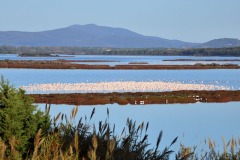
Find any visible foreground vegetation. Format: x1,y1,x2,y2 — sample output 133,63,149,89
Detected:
1,46,240,56
0,77,240,159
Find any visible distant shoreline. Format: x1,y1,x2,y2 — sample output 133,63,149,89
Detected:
1,46,240,56
0,60,240,69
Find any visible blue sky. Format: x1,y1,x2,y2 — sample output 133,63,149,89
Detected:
1,0,240,42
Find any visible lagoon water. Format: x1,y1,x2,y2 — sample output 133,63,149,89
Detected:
0,54,240,150
1,69,240,93
1,54,240,66
38,102,240,151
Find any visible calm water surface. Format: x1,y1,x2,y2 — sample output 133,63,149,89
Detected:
1,69,239,93
38,102,240,151
1,54,240,65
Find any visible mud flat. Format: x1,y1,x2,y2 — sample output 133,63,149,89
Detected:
29,90,240,105
0,60,109,69
69,60,120,62
18,53,75,57
128,62,148,64
163,59,240,61
0,60,240,69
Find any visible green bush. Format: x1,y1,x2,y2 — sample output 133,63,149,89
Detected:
0,76,50,158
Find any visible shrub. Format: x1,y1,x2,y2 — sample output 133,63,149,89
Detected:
0,76,50,158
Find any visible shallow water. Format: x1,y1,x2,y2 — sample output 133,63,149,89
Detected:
37,102,240,151
1,54,240,65
1,69,239,93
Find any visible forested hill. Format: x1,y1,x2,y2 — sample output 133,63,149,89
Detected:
1,46,240,56
0,24,240,48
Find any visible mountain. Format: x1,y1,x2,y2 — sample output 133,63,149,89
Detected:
0,24,194,48
198,38,240,48
0,24,239,48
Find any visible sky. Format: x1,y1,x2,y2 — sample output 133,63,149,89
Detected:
1,0,240,43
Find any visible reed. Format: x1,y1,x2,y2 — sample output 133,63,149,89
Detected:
0,105,240,159
0,138,7,160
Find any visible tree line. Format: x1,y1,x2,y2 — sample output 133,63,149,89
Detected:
1,46,240,56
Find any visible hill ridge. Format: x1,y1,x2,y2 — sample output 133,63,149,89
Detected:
0,24,239,48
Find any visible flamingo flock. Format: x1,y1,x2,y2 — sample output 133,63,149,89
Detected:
20,81,231,93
